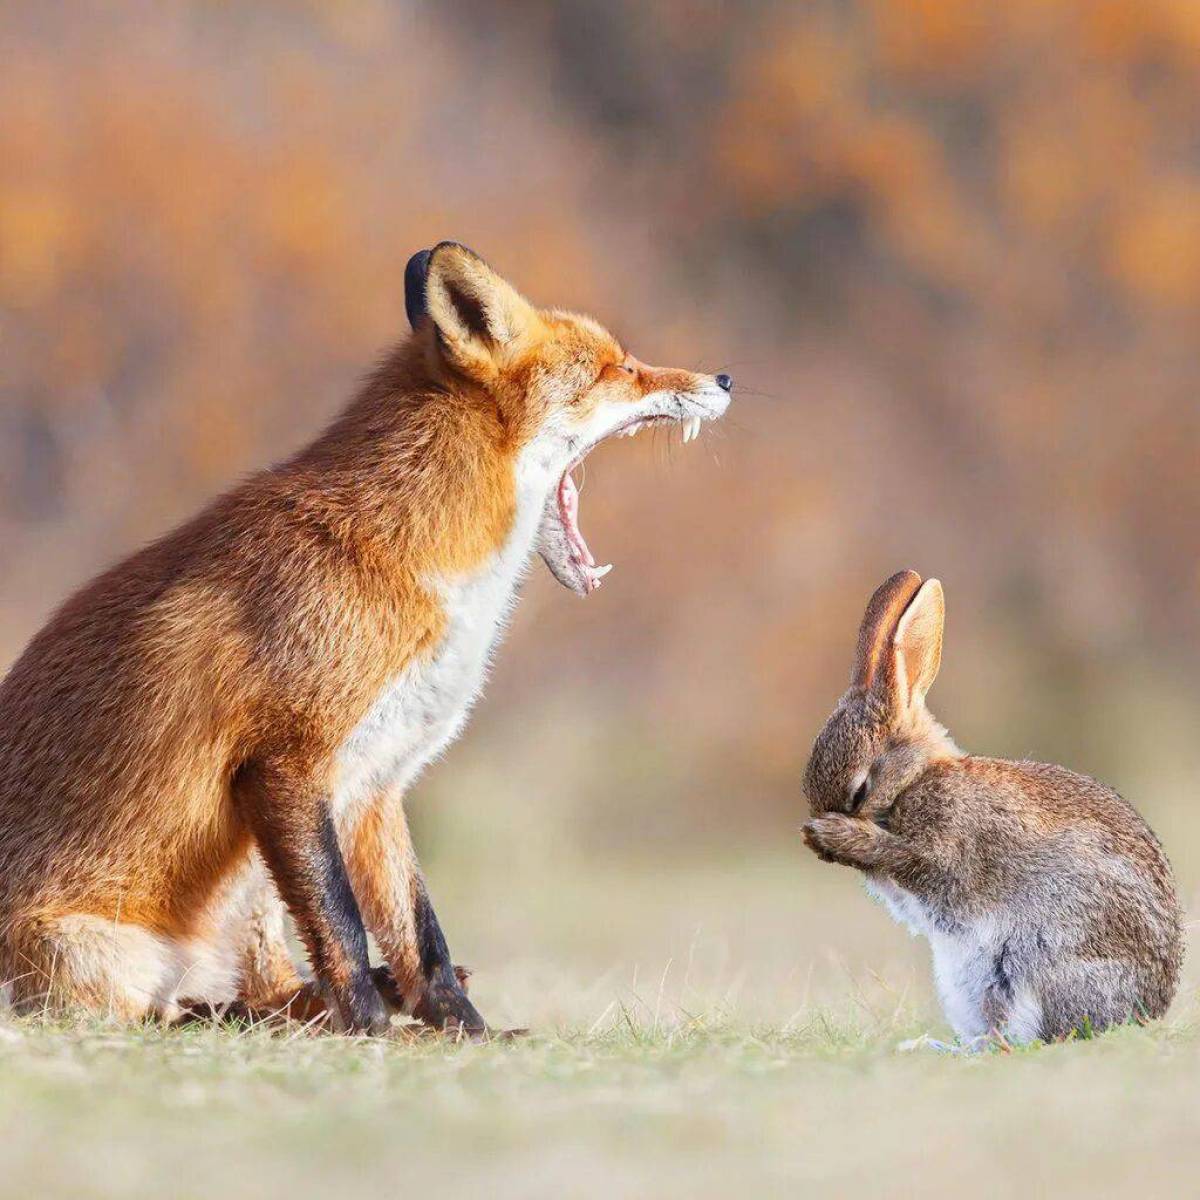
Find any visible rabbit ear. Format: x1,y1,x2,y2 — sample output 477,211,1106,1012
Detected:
893,578,945,709
852,570,924,692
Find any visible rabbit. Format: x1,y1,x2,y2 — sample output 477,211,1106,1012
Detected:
802,569,1182,1045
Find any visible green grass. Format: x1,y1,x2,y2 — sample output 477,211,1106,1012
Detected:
1,800,1195,1199
1,999,1197,1200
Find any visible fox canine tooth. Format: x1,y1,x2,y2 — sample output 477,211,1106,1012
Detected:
593,563,613,578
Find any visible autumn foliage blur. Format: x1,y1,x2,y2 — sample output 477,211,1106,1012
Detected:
2,0,1199,869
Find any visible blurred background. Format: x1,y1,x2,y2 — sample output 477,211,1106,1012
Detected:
2,0,1198,1028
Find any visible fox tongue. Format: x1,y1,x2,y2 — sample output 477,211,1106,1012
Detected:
543,467,613,596
559,470,594,567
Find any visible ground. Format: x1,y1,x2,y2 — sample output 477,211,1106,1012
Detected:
2,839,1196,1199
2,718,1196,1198
2,1005,1198,1198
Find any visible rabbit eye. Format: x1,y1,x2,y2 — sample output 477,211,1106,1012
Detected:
849,776,871,813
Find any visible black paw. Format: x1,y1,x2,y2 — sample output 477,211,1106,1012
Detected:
412,975,487,1037
370,963,406,1010
344,976,392,1036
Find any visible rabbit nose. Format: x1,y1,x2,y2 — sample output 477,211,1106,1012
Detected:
715,373,733,392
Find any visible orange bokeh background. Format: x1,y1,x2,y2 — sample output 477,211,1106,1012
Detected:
2,0,1199,892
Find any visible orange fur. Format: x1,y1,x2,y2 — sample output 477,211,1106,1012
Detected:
0,242,730,1030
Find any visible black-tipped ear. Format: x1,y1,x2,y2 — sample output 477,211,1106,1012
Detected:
420,242,538,373
405,249,432,329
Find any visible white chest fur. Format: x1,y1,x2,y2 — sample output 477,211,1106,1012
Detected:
330,446,555,828
864,876,1008,1041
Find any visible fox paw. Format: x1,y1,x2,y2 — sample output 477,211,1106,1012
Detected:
411,975,487,1037
371,962,472,1009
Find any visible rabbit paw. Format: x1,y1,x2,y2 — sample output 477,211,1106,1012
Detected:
803,813,880,867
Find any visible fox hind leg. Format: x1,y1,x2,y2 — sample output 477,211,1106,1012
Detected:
179,853,334,1029
223,853,310,1008
2,914,237,1023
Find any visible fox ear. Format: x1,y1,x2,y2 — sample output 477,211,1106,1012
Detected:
893,578,944,709
404,248,433,329
420,241,539,373
852,569,924,693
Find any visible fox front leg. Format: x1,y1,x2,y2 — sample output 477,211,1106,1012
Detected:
368,877,486,1036
234,757,390,1035
344,791,487,1036
373,962,472,1014
408,875,487,1034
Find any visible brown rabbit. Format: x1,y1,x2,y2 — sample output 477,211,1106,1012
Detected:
802,570,1182,1045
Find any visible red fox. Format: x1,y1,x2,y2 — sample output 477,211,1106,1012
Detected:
0,243,732,1034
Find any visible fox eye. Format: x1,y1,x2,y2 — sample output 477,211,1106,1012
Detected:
848,775,871,814
600,361,636,384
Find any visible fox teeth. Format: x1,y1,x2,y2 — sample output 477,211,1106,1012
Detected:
682,416,701,443
592,563,613,578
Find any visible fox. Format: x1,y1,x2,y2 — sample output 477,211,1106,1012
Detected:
0,241,732,1035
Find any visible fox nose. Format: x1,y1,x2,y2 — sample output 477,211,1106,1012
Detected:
715,373,733,393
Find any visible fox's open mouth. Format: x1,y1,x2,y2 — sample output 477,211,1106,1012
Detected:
539,412,707,597
556,469,612,592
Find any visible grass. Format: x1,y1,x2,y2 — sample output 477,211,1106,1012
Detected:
1,988,1198,1199
1,777,1196,1199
